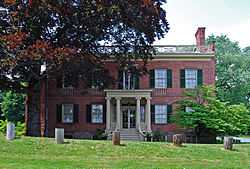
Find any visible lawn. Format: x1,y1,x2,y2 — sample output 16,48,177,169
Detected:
0,135,249,169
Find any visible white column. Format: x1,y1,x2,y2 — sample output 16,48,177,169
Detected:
116,97,121,131
146,97,152,132
136,97,141,130
105,97,111,131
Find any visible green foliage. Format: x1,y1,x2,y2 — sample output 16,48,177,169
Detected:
207,35,250,106
0,91,25,123
93,128,107,140
243,46,250,55
152,130,165,142
0,91,3,120
0,120,7,133
15,122,26,137
0,120,25,136
172,85,250,136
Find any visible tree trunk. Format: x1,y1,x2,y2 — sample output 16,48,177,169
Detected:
55,128,64,144
224,136,233,150
25,83,41,136
173,134,184,146
112,131,120,145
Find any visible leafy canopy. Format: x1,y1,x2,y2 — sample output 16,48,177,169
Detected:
0,91,25,123
172,85,250,136
0,0,169,92
207,35,250,106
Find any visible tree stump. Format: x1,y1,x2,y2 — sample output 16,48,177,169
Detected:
112,131,120,145
6,122,15,141
173,134,183,146
55,128,64,144
224,137,233,150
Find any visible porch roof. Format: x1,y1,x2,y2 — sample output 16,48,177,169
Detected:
104,89,152,98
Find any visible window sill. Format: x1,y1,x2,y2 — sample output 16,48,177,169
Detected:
89,122,105,125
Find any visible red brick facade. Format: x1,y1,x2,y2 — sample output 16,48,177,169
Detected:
27,28,216,139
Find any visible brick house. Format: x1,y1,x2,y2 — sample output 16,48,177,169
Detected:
26,27,215,141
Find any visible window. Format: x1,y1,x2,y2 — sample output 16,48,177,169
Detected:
122,71,137,89
155,69,167,88
155,105,168,124
63,74,77,88
185,69,198,89
91,104,103,123
62,104,74,123
185,107,194,113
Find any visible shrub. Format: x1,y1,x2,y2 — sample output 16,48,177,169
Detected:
16,122,26,137
144,132,152,142
152,130,165,142
0,120,25,137
1,91,25,123
93,128,107,140
0,120,7,133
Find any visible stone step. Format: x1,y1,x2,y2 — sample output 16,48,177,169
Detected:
108,129,142,141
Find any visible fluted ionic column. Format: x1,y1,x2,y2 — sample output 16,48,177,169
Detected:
136,97,141,130
146,97,152,132
105,97,111,131
115,97,121,131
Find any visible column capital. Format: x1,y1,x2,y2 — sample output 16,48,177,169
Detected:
135,96,141,100
115,97,121,101
145,96,152,100
105,96,112,100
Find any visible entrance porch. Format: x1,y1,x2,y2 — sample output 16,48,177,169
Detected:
104,90,152,133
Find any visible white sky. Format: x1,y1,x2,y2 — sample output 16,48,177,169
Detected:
154,0,250,48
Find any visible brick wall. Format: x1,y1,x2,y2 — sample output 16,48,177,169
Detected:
40,58,215,137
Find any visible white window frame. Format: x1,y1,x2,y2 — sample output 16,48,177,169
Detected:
185,69,198,89
155,69,167,88
155,105,168,124
122,71,135,90
62,104,74,123
91,104,103,123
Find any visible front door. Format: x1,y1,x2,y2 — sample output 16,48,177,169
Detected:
122,107,136,129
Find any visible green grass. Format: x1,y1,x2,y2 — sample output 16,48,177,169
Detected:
0,135,249,169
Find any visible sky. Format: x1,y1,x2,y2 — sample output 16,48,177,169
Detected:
155,0,250,48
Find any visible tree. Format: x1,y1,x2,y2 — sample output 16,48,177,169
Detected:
0,0,170,92
207,35,250,106
1,91,25,123
172,86,250,136
0,1,169,135
243,46,250,55
0,91,3,120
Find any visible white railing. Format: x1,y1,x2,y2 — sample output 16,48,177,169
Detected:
154,45,215,54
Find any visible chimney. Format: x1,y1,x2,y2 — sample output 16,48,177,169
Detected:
195,27,206,48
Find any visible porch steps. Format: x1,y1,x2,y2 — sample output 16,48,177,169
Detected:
108,129,142,141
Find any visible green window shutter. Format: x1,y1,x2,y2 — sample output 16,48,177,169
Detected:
180,69,185,88
103,103,106,124
73,104,79,123
149,69,155,88
56,104,62,123
151,105,155,124
134,73,140,89
197,69,203,86
86,104,92,123
118,70,123,89
167,104,173,123
167,69,172,88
